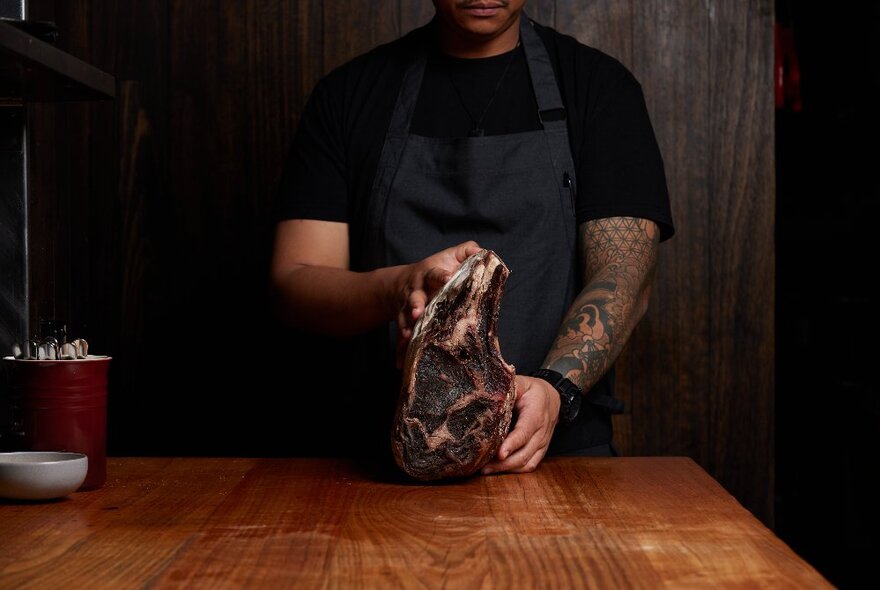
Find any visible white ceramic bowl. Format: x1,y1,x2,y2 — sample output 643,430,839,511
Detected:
0,452,88,500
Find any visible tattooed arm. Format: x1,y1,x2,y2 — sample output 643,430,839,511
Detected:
544,217,660,389
482,217,659,475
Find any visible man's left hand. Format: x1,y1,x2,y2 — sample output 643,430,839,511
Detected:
481,375,560,475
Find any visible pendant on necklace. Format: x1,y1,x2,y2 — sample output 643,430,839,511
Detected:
469,127,484,138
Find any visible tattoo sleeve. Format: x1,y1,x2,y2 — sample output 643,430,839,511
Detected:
543,217,660,392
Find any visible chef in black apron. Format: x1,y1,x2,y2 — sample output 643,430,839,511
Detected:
272,0,671,472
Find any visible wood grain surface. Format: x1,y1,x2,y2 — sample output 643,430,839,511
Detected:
623,0,712,474
14,0,776,526
705,0,776,525
0,458,827,589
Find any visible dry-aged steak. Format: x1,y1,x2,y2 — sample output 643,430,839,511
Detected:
392,249,517,480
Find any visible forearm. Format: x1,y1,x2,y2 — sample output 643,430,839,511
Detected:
542,217,659,392
543,265,653,391
272,265,401,336
272,223,481,339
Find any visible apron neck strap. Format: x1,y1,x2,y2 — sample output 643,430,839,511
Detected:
386,46,427,138
519,13,567,123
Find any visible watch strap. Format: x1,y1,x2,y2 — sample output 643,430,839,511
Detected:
530,368,567,390
530,369,625,416
530,368,582,422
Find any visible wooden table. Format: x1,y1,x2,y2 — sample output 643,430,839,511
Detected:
0,457,830,588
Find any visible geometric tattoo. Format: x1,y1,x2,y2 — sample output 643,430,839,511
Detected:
543,217,659,392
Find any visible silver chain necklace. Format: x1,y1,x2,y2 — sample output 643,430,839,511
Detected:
446,42,521,138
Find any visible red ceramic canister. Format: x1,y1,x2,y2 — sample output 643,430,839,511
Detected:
4,356,110,490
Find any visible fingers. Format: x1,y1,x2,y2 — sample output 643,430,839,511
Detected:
396,305,413,333
482,412,544,475
452,240,482,262
395,330,409,369
424,267,452,298
396,284,428,330
408,288,428,323
420,241,481,301
412,265,456,317
481,376,558,476
394,241,482,364
484,442,548,475
394,268,451,369
482,444,547,475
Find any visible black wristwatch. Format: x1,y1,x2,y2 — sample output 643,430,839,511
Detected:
531,369,582,423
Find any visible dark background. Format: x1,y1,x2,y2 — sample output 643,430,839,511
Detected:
1,1,876,587
16,0,777,518
774,1,879,587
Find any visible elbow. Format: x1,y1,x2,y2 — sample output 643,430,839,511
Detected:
635,253,659,322
634,279,654,324
269,264,308,328
270,287,292,327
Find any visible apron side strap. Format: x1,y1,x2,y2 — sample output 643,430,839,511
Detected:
539,107,567,123
586,392,625,414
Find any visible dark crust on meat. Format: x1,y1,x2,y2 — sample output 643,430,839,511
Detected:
391,250,517,480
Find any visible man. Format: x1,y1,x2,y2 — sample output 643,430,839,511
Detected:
272,0,674,473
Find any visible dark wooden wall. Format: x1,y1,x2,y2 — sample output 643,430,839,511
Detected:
23,1,775,524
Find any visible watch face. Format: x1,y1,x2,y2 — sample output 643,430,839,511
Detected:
562,379,582,422
567,390,581,421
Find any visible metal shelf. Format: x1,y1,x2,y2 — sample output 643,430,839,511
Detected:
0,21,114,102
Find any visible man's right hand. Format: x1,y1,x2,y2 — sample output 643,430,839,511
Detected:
392,241,482,367
271,220,479,345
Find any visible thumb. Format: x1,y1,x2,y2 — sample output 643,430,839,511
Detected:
407,289,428,323
424,267,453,295
498,377,535,459
514,374,532,401
451,240,482,263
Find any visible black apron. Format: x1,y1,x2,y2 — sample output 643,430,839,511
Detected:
350,15,616,460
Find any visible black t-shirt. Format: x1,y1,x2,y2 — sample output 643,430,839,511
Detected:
277,19,674,242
